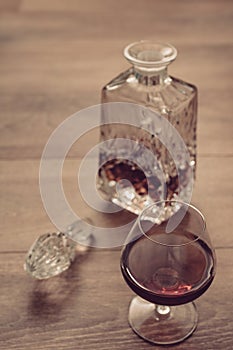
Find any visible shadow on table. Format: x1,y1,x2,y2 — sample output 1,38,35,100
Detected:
26,245,92,321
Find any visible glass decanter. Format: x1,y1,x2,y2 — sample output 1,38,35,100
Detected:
98,41,198,215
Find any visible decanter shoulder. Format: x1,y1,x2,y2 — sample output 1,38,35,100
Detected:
102,70,197,111
103,68,134,91
169,76,197,98
102,68,139,103
156,76,197,112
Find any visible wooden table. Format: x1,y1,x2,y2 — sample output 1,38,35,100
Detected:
0,1,232,349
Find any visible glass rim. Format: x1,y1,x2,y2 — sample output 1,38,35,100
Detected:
124,40,177,68
138,200,206,247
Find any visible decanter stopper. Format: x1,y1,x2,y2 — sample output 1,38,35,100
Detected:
24,219,93,279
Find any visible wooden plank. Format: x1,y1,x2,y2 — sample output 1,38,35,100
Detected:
0,5,232,46
20,0,233,21
0,157,232,252
0,52,232,159
0,1,232,158
0,43,232,93
0,248,232,349
0,92,232,159
0,0,21,12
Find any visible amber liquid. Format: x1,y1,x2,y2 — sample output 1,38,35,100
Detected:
99,159,166,197
121,231,215,306
98,158,183,214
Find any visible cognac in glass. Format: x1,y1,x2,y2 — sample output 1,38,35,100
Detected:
120,200,216,345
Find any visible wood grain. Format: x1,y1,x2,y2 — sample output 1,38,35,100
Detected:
0,0,232,349
0,249,232,350
0,157,232,252
0,0,20,12
0,88,232,159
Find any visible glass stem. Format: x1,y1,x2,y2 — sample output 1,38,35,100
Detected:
154,305,171,321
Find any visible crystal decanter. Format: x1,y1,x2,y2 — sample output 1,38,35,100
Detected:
98,41,197,215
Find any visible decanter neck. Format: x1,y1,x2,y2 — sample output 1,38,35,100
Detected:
133,66,170,86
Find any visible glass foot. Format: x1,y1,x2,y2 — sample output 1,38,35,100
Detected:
128,296,198,345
